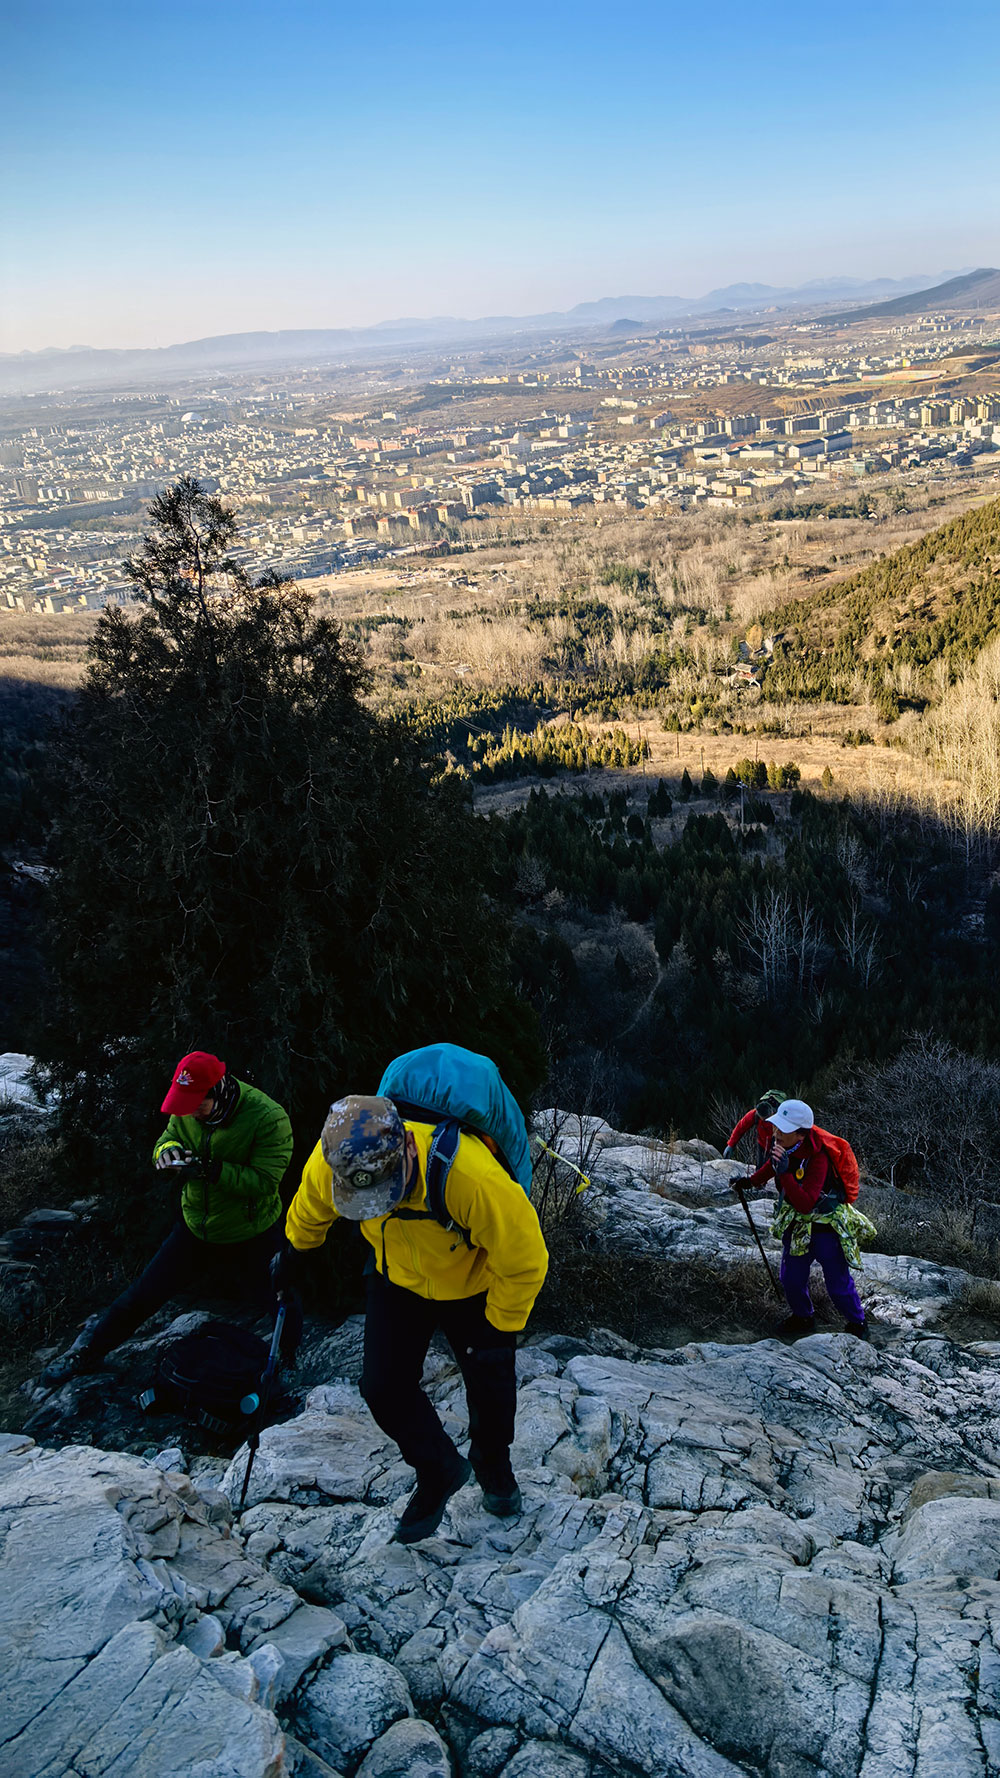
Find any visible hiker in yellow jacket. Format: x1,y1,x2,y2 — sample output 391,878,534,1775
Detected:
274,1095,548,1543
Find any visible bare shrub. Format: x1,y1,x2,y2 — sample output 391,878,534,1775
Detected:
927,636,1000,835
953,1276,1000,1321
645,1139,678,1200
531,1108,602,1236
446,617,548,683
709,1089,750,1156
826,1035,1000,1209
857,1181,996,1273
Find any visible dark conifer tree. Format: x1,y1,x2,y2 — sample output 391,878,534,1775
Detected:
40,480,542,1153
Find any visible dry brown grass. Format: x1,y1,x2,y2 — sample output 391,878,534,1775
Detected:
858,1182,1000,1277
536,1225,782,1348
933,1277,1000,1344
0,611,95,662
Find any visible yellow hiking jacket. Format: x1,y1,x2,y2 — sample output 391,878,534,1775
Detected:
285,1120,548,1331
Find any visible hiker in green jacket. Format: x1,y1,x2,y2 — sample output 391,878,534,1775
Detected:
41,1051,295,1386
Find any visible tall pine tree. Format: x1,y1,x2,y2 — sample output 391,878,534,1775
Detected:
40,479,542,1158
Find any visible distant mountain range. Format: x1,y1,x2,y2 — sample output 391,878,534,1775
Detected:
562,273,953,324
0,270,979,395
826,266,1000,323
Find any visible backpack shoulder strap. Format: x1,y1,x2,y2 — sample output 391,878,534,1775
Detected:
425,1119,462,1227
390,1120,473,1247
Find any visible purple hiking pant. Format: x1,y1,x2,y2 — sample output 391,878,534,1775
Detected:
780,1223,865,1324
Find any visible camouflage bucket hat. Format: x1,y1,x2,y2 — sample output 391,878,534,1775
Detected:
321,1095,408,1220
755,1087,787,1118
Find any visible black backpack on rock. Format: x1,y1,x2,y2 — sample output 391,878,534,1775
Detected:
137,1320,288,1437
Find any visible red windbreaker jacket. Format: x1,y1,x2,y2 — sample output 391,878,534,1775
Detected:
745,1127,831,1213
727,1108,775,1152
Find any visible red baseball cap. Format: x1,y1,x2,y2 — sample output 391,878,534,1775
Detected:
161,1052,226,1115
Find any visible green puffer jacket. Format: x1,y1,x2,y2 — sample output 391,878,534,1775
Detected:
152,1081,293,1244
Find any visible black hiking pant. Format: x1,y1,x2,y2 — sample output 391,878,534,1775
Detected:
360,1269,518,1485
86,1217,296,1358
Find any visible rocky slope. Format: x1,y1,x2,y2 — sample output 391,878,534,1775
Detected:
5,1112,1000,1778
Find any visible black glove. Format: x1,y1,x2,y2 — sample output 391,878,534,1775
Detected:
729,1175,746,1192
154,1146,215,1185
159,1158,203,1185
723,1145,733,1161
154,1144,191,1172
270,1243,308,1297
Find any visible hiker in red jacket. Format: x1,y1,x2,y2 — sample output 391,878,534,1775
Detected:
741,1097,868,1339
724,1088,786,1170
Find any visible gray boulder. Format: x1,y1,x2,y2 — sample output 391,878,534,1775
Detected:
499,1746,592,1778
355,1717,451,1777
0,1441,289,1777
465,1727,520,1775
294,1652,413,1770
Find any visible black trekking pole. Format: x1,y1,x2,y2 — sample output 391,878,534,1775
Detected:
237,1299,286,1514
730,1170,783,1300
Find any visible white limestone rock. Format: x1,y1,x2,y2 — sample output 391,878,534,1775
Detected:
355,1716,451,1778
0,1441,297,1777
221,1405,408,1512
284,1733,347,1777
237,1320,1000,1778
248,1601,350,1700
1,1617,285,1778
499,1747,592,1778
891,1492,1000,1583
180,1611,225,1659
153,1445,186,1473
294,1651,413,1771
0,1051,47,1112
14,1109,1000,1778
465,1726,520,1775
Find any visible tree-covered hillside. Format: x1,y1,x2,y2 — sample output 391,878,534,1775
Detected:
501,780,1000,1139
763,496,1000,710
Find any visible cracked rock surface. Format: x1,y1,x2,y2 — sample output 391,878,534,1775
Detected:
7,1326,1000,1774
8,1105,1000,1777
237,1325,1000,1776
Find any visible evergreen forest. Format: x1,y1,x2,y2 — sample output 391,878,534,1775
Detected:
4,478,1000,1208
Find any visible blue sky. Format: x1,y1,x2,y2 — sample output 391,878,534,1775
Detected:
2,0,999,352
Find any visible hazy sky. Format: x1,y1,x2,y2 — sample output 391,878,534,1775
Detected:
3,0,999,354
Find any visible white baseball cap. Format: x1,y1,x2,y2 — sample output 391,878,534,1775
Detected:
770,1098,814,1135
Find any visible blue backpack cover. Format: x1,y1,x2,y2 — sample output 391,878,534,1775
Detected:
378,1043,533,1218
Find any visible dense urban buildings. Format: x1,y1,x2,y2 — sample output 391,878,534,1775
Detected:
3,300,1000,612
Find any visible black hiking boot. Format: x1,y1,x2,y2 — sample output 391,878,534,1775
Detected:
471,1452,523,1518
775,1314,816,1341
394,1455,472,1545
40,1338,104,1389
843,1320,870,1340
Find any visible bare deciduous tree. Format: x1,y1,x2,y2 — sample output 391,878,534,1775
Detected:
739,889,793,999
836,896,882,986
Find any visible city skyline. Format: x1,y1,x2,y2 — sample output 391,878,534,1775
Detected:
3,0,1000,354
